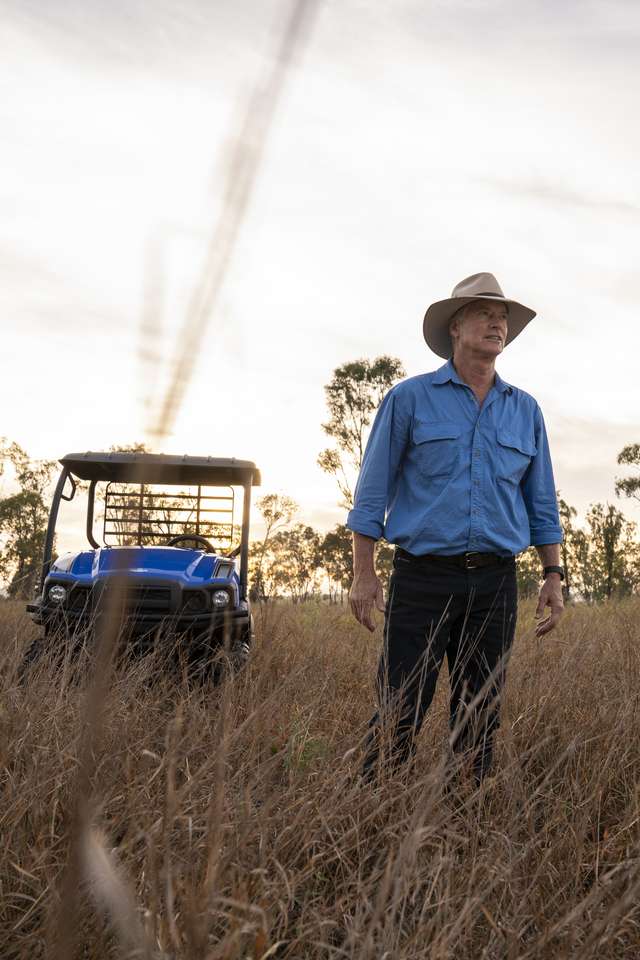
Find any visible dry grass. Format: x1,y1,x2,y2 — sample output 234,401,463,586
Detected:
2,594,640,958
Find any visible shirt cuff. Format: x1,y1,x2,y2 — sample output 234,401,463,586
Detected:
345,508,383,541
529,525,563,546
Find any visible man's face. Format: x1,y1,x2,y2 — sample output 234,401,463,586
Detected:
449,299,509,359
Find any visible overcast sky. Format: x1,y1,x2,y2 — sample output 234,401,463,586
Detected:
2,0,639,544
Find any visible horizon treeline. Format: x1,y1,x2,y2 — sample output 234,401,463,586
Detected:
1,357,638,602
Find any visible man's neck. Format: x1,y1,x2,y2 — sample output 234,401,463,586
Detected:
451,355,496,394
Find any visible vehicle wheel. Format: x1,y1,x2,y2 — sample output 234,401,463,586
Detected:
229,614,253,672
20,622,88,679
20,632,48,677
229,636,250,671
178,617,253,685
20,623,64,676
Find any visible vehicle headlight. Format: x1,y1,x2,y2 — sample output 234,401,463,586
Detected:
212,590,230,609
48,585,67,604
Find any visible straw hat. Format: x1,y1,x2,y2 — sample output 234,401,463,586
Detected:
423,272,536,358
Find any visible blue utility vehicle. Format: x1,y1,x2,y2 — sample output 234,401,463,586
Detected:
26,452,261,670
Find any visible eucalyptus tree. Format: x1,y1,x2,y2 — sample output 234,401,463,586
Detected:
0,441,56,598
615,443,640,503
318,356,405,509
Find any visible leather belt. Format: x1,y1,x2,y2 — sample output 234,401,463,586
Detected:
395,547,514,570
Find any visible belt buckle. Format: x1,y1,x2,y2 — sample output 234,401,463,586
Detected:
464,552,480,569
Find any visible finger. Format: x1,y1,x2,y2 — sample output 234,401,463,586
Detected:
537,611,562,636
550,608,564,626
535,615,552,635
350,590,379,632
353,599,372,630
375,582,386,613
357,598,375,632
351,599,368,629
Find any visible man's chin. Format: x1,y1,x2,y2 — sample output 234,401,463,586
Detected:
473,343,503,359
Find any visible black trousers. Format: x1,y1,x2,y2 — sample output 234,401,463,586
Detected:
362,549,518,783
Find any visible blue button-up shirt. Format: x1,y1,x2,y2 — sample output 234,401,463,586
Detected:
346,359,562,557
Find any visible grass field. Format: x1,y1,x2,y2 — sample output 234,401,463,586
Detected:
2,594,640,959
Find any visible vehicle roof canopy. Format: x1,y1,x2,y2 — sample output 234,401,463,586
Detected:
60,452,261,486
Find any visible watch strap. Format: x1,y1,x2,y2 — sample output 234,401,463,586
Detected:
543,565,565,581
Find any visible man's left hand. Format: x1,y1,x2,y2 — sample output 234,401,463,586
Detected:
534,575,564,637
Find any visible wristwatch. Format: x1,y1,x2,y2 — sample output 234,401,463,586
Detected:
543,565,565,581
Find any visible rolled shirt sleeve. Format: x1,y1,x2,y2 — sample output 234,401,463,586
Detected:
521,403,563,546
346,387,410,541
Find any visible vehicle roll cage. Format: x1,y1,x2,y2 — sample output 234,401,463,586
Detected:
42,453,261,601
100,482,235,549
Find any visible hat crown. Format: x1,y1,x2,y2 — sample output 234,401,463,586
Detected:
451,272,505,300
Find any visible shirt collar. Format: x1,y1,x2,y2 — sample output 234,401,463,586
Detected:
433,359,513,394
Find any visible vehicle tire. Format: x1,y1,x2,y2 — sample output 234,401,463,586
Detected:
178,615,253,685
229,636,250,671
19,622,64,676
20,621,89,680
19,632,47,678
229,613,253,672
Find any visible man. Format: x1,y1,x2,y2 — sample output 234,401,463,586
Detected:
346,272,564,785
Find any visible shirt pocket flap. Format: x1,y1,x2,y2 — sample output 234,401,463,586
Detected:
412,419,461,445
497,430,537,457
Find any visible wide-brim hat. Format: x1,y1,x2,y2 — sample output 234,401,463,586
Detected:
423,272,536,359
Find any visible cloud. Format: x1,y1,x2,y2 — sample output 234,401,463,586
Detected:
0,0,276,79
476,177,640,216
549,413,640,526
396,0,640,53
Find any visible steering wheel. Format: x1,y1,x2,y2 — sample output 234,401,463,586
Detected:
167,534,216,553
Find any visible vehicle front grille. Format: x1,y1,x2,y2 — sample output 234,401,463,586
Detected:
68,586,91,611
96,585,173,615
125,587,172,612
181,590,208,614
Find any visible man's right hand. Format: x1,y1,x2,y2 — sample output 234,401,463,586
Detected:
349,574,386,632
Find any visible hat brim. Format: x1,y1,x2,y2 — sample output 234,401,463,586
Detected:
422,295,536,359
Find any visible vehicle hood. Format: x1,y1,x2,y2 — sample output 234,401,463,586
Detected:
50,546,230,584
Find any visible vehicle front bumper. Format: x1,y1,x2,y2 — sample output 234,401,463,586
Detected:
26,600,250,638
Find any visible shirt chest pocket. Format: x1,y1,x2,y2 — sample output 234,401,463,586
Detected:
412,419,461,479
496,430,537,484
